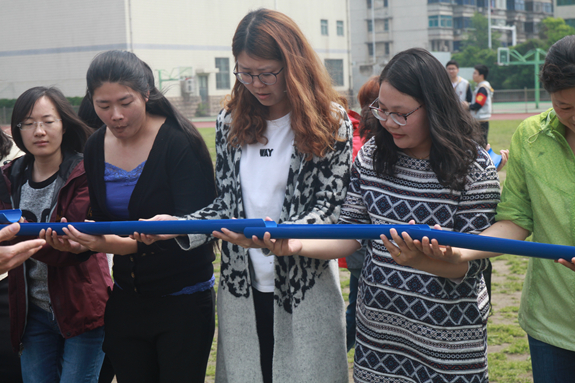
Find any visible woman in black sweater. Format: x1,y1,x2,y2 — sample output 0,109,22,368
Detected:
45,50,216,383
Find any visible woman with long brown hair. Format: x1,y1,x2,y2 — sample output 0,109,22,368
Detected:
137,8,352,383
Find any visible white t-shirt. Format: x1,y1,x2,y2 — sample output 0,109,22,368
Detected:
240,113,294,293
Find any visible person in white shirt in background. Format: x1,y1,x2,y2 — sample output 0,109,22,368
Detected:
446,60,472,104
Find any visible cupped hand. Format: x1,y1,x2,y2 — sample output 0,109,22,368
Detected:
413,224,461,264
0,223,45,274
39,217,88,254
251,231,302,257
381,228,429,268
60,221,107,253
130,214,180,245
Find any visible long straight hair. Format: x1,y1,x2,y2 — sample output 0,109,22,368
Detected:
85,50,214,182
227,9,347,159
10,86,92,155
373,48,483,190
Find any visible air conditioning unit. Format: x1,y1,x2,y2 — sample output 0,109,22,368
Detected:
181,77,195,94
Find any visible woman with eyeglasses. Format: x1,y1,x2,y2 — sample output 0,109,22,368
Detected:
0,86,112,383
135,8,352,383
258,48,500,382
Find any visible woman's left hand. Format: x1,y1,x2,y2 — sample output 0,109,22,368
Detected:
212,217,273,250
39,218,89,254
381,227,428,268
557,257,575,272
60,220,108,253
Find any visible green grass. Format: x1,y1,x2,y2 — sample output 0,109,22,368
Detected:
198,127,216,162
488,120,522,153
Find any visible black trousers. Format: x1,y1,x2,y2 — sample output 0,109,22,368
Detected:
103,286,215,383
0,278,23,383
253,288,274,383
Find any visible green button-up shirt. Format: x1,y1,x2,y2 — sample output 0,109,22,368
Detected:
496,108,575,351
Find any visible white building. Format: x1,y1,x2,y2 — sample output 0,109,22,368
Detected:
0,0,351,116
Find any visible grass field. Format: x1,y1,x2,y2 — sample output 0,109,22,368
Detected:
197,119,534,382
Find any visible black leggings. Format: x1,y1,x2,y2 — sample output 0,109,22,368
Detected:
253,288,274,383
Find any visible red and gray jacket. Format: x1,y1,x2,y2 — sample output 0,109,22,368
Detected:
0,151,112,352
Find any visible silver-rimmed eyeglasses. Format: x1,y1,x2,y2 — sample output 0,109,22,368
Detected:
233,64,284,85
17,119,62,131
369,99,423,126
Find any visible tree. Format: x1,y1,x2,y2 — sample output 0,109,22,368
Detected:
539,17,575,47
462,12,502,50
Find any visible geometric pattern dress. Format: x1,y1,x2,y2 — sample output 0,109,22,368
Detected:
340,138,501,383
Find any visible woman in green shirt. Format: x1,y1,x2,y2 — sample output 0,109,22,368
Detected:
403,35,575,383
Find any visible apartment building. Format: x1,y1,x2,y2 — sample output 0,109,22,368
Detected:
555,0,575,28
350,0,554,94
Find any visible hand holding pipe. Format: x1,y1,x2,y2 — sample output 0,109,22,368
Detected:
243,223,575,261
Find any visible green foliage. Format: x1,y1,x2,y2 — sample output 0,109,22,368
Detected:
454,16,575,90
462,12,501,50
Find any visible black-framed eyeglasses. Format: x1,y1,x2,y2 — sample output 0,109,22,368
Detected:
233,64,284,85
369,99,422,126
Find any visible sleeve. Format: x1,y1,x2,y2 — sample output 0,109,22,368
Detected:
454,148,501,280
494,123,533,233
175,110,237,250
282,106,353,225
465,84,473,103
137,131,217,255
83,131,108,222
469,87,488,111
339,148,371,226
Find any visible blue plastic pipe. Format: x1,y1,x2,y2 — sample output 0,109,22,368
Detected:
243,223,574,261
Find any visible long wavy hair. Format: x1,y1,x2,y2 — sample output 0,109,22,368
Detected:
226,9,348,159
540,35,575,93
11,86,93,155
85,50,214,183
373,48,483,190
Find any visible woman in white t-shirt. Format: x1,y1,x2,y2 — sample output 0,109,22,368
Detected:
136,9,353,383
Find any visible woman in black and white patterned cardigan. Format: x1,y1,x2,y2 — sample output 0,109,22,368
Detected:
136,9,353,383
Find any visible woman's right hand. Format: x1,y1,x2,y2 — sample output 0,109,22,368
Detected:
252,232,303,257
130,214,180,245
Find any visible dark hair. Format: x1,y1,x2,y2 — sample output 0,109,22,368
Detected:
357,76,380,141
374,48,482,190
85,50,214,180
77,94,104,130
0,130,14,161
540,35,575,94
10,87,92,155
446,60,459,68
474,64,489,79
226,8,347,159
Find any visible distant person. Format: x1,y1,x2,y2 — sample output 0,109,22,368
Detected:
467,64,493,145
341,75,378,352
446,60,472,103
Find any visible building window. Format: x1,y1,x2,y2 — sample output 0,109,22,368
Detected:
367,43,374,56
384,19,389,31
384,43,390,55
542,2,553,12
321,19,328,35
215,58,230,90
524,21,534,33
429,15,452,28
367,0,372,8
337,21,344,36
454,16,472,29
384,0,388,6
507,0,525,10
325,59,344,86
367,20,373,32
454,0,476,4
557,0,575,5
565,18,575,28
